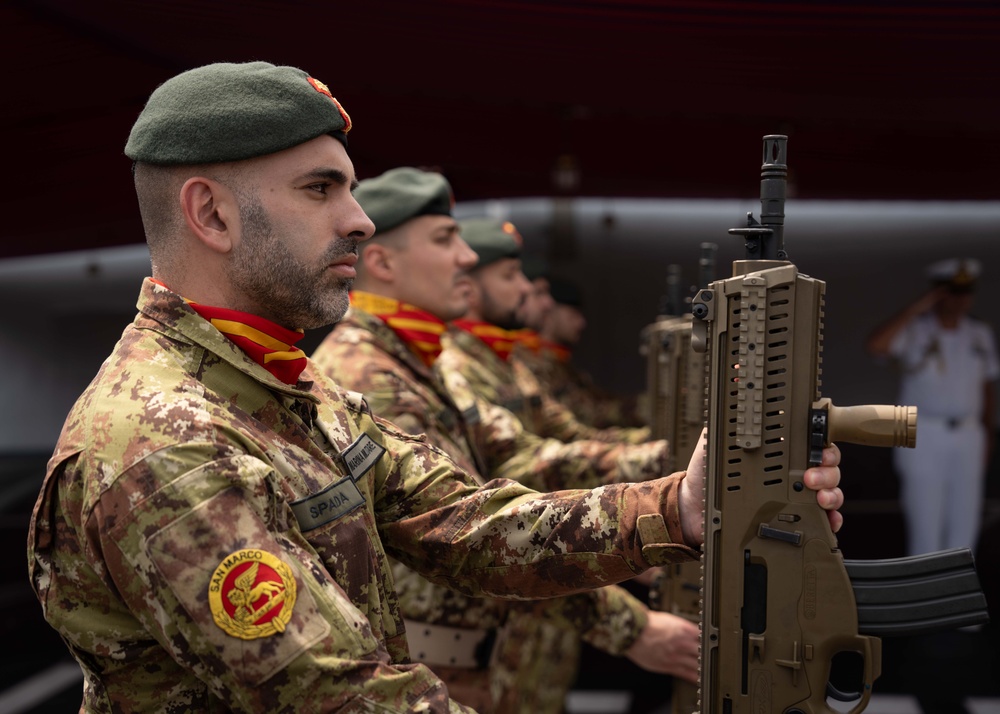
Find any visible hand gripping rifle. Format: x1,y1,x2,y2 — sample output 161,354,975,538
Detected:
641,244,718,714
690,135,989,714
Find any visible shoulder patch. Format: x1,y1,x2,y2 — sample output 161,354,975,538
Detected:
341,432,386,480
209,549,297,640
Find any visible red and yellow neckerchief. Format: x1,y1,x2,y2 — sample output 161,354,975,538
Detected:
186,302,308,385
350,291,446,367
540,338,572,363
452,319,517,362
510,328,542,353
150,280,307,384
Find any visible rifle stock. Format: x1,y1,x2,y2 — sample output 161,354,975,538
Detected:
689,135,988,714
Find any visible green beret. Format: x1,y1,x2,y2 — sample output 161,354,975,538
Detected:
354,167,454,234
125,61,353,164
521,254,550,281
460,218,524,268
548,276,584,307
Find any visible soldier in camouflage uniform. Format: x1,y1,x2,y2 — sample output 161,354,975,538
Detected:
512,276,646,431
311,167,701,713
27,62,847,713
439,218,647,446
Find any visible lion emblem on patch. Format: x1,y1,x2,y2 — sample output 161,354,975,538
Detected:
209,549,297,640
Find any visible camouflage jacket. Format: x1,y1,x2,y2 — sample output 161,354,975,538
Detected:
510,343,648,433
439,326,646,445
318,309,670,491
312,307,666,649
28,280,695,713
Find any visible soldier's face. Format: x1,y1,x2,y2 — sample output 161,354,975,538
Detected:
394,216,479,321
518,277,556,331
475,258,531,330
545,303,586,345
938,289,975,319
225,136,375,329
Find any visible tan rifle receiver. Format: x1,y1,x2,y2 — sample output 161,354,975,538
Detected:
689,135,988,714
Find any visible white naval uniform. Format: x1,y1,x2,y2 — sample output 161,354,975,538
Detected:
890,313,999,555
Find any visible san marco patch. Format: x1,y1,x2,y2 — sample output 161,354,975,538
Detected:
209,549,297,640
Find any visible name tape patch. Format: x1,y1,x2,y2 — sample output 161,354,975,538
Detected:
341,433,386,480
290,476,365,532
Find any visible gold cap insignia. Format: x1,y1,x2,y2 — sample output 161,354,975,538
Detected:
953,261,974,286
502,221,524,248
307,77,353,134
209,549,297,640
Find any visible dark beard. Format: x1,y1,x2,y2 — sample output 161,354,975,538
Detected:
490,312,523,331
481,288,525,331
229,195,357,329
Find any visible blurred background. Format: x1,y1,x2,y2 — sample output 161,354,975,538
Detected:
2,1,998,711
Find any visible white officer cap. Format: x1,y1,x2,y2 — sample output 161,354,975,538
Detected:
927,258,981,290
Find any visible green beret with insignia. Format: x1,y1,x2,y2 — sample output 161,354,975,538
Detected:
460,218,524,268
521,254,550,282
548,276,584,307
125,61,353,164
353,167,455,234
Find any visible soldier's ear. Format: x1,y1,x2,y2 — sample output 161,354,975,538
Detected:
361,242,396,282
179,176,238,254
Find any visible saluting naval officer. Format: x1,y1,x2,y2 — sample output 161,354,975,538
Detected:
867,258,998,556
312,166,700,713
27,61,845,713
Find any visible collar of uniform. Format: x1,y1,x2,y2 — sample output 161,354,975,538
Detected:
137,278,321,403
343,307,438,380
449,319,516,362
342,307,471,423
539,338,572,362
444,323,509,366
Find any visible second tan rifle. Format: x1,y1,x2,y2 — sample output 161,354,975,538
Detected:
690,135,989,713
641,245,717,714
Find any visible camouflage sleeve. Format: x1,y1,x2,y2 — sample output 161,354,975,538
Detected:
588,392,649,431
509,359,619,444
94,442,472,713
534,390,651,445
528,584,649,656
459,389,666,490
578,585,649,655
371,419,698,599
354,368,431,437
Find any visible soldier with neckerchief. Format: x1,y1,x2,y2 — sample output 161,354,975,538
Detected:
27,61,846,713
439,218,647,446
511,274,648,432
312,167,699,713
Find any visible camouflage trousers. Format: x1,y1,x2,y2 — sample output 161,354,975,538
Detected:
433,666,494,713
488,610,581,714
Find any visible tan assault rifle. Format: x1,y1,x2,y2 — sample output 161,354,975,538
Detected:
641,245,718,714
690,135,989,714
